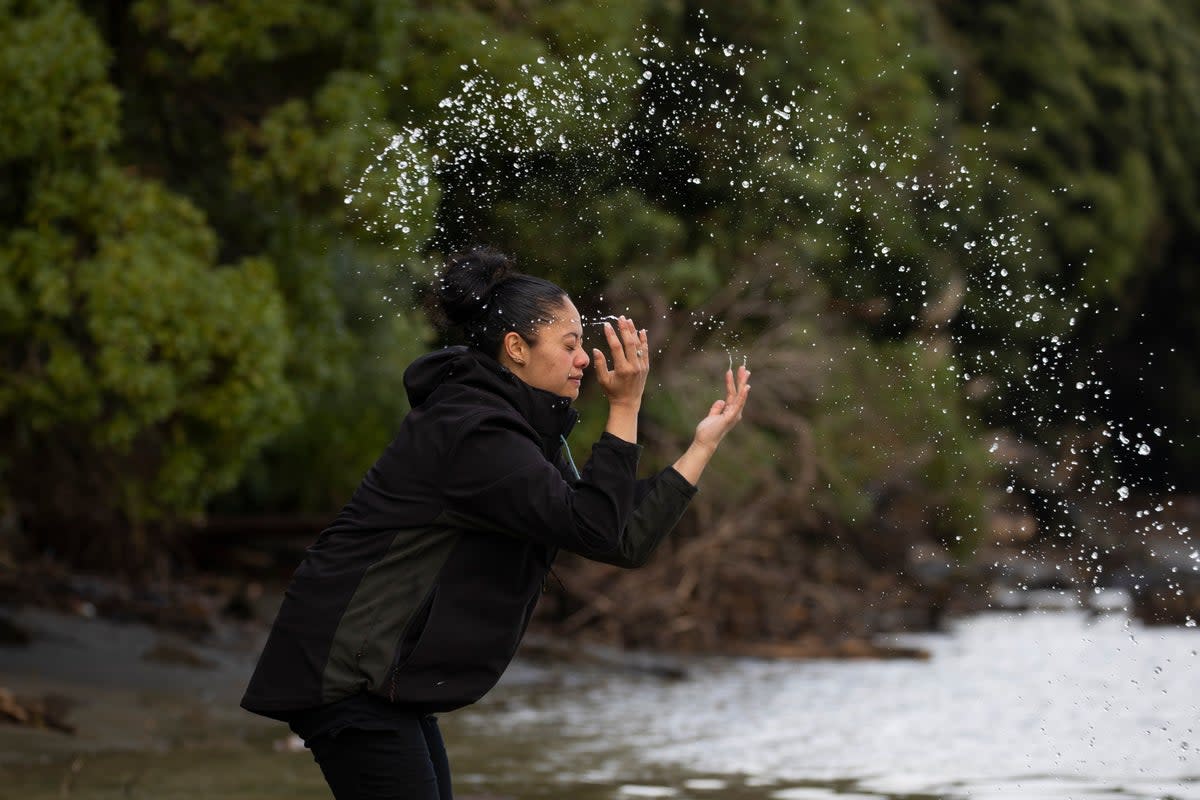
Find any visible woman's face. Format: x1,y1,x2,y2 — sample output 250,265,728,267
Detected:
507,298,590,399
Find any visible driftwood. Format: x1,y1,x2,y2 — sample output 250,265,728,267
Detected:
530,426,949,654
518,633,688,679
0,687,75,734
0,559,219,637
532,490,942,658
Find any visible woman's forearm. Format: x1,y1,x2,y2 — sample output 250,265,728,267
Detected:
604,402,640,444
672,439,717,486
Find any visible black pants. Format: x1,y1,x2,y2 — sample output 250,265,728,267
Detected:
308,716,453,800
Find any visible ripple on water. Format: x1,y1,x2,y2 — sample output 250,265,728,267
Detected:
769,789,884,800
683,778,729,791
619,785,678,798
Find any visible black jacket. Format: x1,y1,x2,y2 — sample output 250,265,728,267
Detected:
241,346,697,718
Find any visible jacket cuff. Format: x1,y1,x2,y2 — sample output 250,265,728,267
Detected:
596,430,644,457
661,465,700,497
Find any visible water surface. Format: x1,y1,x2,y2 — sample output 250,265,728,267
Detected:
445,608,1200,799
1,606,1196,799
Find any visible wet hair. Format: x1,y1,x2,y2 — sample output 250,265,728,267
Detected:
436,246,569,358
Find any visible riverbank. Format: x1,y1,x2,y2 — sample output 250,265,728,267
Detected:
10,484,1197,668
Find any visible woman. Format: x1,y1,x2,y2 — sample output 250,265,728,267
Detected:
241,247,751,799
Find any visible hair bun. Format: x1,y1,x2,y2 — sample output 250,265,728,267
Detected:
436,246,515,326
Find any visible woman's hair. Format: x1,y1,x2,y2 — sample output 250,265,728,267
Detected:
435,246,568,357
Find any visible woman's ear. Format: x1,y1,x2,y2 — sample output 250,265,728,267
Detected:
502,331,527,366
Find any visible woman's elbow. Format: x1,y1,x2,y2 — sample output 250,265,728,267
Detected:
584,545,647,569
612,544,652,569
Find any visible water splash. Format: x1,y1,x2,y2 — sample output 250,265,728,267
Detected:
347,20,1191,628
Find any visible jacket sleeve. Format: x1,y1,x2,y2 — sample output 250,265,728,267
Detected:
608,466,698,567
439,413,695,567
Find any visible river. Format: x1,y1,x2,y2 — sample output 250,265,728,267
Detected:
1,602,1196,799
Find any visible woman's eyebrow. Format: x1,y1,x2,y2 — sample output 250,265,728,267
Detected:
562,331,581,342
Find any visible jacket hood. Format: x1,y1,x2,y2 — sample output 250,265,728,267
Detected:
403,346,578,439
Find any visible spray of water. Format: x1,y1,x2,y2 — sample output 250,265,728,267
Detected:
345,21,1193,625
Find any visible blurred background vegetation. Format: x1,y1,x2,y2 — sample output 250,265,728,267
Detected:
1,0,1197,635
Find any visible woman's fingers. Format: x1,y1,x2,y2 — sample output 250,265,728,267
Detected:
603,317,649,370
623,319,639,355
693,365,751,450
730,367,750,416
618,316,641,363
602,321,627,368
715,367,750,422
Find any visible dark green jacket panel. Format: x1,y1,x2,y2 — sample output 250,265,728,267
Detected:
321,527,459,704
381,523,554,710
241,526,399,716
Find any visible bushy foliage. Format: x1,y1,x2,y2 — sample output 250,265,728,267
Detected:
0,3,294,557
3,0,1197,568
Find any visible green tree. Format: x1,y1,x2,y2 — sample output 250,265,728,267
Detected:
7,0,1196,578
934,0,1200,488
0,1,294,566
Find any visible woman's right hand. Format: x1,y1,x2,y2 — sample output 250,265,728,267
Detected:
592,316,649,409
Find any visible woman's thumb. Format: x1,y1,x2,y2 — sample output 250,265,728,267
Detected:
593,348,609,380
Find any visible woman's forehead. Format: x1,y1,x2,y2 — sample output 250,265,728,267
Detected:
544,299,582,334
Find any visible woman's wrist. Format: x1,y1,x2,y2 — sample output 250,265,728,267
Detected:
607,398,642,412
604,402,640,443
672,439,717,486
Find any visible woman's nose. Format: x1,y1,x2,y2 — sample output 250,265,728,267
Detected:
574,351,590,368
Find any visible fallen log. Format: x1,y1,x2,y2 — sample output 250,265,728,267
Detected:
0,687,75,734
